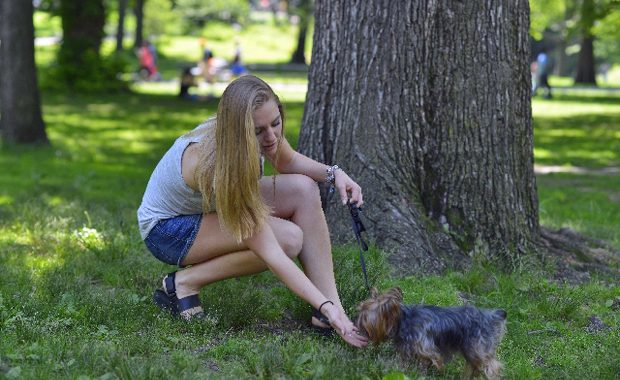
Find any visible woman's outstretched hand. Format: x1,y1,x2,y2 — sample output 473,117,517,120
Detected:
323,304,368,348
334,170,363,206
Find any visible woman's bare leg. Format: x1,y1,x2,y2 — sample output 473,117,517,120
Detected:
168,213,302,319
168,174,343,323
260,175,346,320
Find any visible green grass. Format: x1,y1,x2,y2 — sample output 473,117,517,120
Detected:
34,12,312,84
548,65,620,88
1,88,619,379
532,94,620,248
3,16,620,379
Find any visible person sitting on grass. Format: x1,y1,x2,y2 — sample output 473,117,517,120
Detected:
178,67,200,101
137,75,368,348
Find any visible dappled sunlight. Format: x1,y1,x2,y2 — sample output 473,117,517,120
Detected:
539,128,588,138
0,230,31,246
23,252,67,280
537,174,620,247
0,194,14,206
533,148,552,159
45,195,64,207
533,102,620,118
533,96,620,168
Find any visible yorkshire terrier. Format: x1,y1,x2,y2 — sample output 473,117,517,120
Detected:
356,287,507,379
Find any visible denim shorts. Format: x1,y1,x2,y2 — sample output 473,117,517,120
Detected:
144,214,202,267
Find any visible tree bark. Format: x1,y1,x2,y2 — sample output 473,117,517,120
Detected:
116,0,128,52
299,0,538,274
0,0,48,144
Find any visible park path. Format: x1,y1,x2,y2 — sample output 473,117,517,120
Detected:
534,165,619,175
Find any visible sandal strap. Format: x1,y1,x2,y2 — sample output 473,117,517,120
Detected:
312,308,330,325
164,271,177,297
177,294,202,312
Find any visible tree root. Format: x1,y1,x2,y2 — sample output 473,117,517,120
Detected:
539,226,620,284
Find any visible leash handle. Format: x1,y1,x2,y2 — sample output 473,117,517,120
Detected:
348,201,370,291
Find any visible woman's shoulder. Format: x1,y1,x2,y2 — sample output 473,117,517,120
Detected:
181,142,203,191
182,117,216,141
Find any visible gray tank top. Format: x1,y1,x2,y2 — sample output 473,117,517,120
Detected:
137,133,206,240
137,121,265,240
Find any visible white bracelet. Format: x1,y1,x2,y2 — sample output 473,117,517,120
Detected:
325,165,340,186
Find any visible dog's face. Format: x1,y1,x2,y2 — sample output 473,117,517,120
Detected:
355,287,403,342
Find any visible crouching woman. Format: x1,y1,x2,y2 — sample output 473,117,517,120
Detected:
137,75,367,348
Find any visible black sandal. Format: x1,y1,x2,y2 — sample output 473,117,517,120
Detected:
310,308,334,337
153,271,205,320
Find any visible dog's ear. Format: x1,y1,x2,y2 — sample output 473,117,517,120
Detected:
386,287,403,302
369,287,380,298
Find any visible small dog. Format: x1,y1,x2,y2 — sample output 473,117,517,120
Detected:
356,287,506,379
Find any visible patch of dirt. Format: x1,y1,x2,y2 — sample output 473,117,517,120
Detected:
539,226,620,285
203,360,220,372
584,315,611,334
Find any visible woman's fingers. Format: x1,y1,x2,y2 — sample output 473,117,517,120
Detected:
335,173,363,206
330,314,368,348
349,184,363,206
336,322,368,348
342,332,368,348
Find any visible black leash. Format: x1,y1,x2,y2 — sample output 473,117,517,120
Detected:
347,201,370,291
326,183,371,291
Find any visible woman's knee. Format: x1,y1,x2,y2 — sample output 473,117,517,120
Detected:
289,174,321,202
280,223,303,259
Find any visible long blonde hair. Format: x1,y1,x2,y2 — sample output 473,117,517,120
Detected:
195,75,283,242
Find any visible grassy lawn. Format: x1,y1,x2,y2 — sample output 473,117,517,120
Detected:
0,88,618,378
2,15,618,380
533,95,620,248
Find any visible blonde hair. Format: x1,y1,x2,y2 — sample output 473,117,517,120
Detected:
194,75,284,242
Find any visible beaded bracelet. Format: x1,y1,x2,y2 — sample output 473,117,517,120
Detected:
325,165,340,193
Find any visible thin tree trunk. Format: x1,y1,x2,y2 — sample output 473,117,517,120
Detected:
299,0,538,273
0,0,48,144
574,0,597,85
133,0,145,50
290,24,308,64
57,0,106,85
116,0,128,52
574,36,596,84
290,0,311,65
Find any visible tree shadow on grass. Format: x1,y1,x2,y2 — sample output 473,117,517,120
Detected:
543,93,620,105
534,112,620,168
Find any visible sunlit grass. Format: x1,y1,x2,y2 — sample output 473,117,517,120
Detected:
532,95,620,168
549,65,620,88
1,86,619,379
5,13,619,378
532,92,620,248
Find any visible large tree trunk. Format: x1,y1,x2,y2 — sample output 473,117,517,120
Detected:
299,0,538,274
116,0,128,52
0,0,48,144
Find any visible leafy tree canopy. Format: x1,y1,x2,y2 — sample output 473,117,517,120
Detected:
173,0,250,28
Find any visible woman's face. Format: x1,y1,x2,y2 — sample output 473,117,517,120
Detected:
252,98,282,155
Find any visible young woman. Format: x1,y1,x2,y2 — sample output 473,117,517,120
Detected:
137,75,367,348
